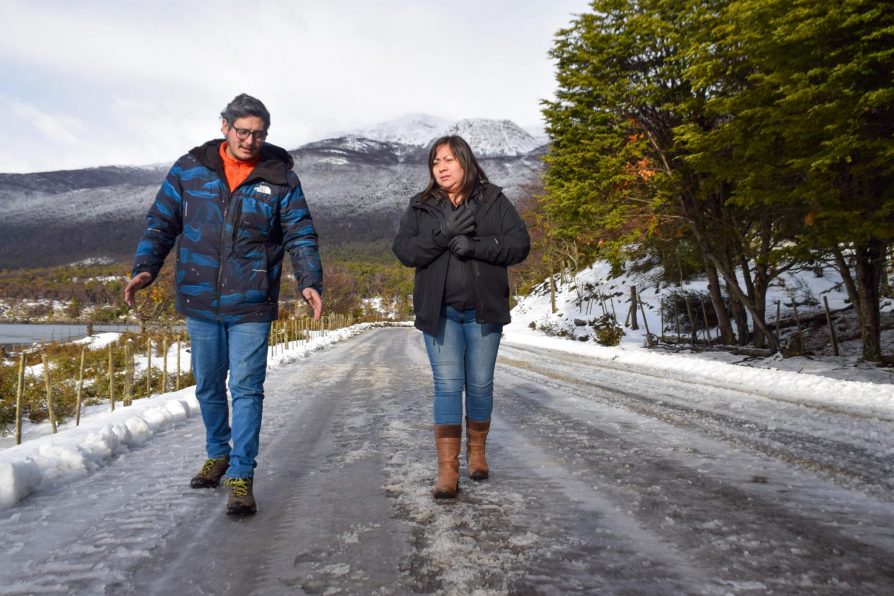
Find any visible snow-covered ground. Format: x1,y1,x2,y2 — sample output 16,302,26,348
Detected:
0,306,890,595
509,260,894,384
0,260,891,593
2,259,891,510
0,324,891,593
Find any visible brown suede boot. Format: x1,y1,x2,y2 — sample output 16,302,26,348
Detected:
433,424,462,498
466,418,491,480
189,457,230,489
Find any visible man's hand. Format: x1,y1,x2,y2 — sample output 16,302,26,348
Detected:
123,272,152,307
302,287,323,320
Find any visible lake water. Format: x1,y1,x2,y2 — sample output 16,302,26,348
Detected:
0,323,143,348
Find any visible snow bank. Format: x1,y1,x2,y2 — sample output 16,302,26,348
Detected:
503,330,894,418
0,322,384,509
507,258,893,396
0,388,199,508
509,259,886,347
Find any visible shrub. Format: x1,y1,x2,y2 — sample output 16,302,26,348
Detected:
592,314,624,346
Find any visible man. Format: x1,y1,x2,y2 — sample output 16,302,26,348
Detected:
124,94,323,515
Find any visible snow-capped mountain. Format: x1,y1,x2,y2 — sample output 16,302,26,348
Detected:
348,114,546,157
352,114,451,147
441,119,543,157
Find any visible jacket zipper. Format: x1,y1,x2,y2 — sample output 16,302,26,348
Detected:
470,194,491,322
215,182,232,320
215,175,266,318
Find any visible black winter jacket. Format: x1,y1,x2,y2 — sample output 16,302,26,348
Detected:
392,183,530,334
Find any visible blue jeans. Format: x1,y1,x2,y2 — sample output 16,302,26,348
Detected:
422,306,503,425
186,317,271,479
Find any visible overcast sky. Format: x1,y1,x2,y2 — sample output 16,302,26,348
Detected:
0,0,591,174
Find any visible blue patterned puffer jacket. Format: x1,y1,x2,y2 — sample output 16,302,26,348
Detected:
132,139,323,324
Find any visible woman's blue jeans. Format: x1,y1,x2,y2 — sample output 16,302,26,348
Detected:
422,306,503,425
186,317,271,479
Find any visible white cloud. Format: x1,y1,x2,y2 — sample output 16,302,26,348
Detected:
8,99,87,145
0,0,590,172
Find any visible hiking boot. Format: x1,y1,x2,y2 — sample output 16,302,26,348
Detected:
224,477,257,515
190,457,229,489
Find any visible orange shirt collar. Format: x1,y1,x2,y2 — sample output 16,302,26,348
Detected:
219,142,260,191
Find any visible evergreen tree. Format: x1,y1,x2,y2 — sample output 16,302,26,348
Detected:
686,0,894,360
543,0,778,347
543,0,893,358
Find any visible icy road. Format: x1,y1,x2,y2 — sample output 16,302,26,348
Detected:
2,327,893,595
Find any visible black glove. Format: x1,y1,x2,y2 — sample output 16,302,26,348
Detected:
439,207,476,239
449,235,477,258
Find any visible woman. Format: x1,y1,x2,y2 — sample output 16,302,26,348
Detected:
393,135,530,498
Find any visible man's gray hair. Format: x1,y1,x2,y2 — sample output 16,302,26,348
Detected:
220,94,271,129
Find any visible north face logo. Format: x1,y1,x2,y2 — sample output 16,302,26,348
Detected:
256,184,272,195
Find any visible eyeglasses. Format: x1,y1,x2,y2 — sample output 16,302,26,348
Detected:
229,126,268,142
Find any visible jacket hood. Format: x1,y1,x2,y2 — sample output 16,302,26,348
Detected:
477,182,503,205
189,139,295,186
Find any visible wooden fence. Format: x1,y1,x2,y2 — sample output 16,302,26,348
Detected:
9,313,355,445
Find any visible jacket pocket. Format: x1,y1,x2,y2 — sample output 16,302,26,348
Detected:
237,195,276,240
246,249,271,303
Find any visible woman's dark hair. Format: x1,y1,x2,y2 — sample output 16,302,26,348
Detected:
422,135,489,202
221,93,271,129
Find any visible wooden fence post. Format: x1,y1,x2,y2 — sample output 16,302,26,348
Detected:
549,269,557,314
792,303,804,355
701,298,713,342
672,296,680,343
637,290,651,336
162,336,169,393
822,296,840,357
130,339,135,384
628,286,639,330
42,354,57,433
774,300,781,347
76,345,86,425
660,297,665,339
15,353,25,445
108,347,115,412
124,339,134,406
176,335,182,390
146,338,152,396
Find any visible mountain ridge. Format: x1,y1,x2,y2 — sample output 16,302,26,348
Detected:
0,115,546,269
